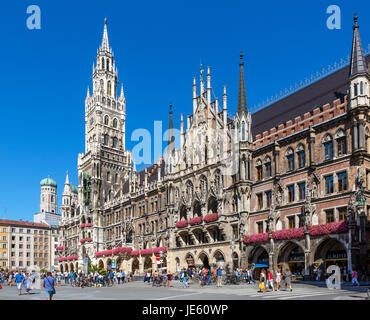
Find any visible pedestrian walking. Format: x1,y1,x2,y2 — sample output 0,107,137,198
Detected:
216,266,222,287
43,272,56,301
284,268,293,291
183,268,189,288
8,272,13,287
258,270,266,293
167,271,173,287
351,269,359,286
14,270,24,295
275,269,281,291
267,269,275,292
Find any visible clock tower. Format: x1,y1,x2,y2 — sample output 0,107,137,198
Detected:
77,18,132,247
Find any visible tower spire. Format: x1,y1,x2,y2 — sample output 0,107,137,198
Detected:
167,103,175,155
349,13,367,79
100,17,111,52
237,50,248,117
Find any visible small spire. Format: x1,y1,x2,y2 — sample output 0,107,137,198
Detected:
237,50,248,117
100,17,110,52
349,13,367,78
133,159,137,172
65,171,69,185
167,102,175,155
86,86,90,97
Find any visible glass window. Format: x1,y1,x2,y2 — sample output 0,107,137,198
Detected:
337,138,347,156
256,166,263,181
112,137,118,148
265,162,272,177
257,222,263,234
326,209,334,223
338,172,348,192
298,183,306,200
288,185,295,202
266,191,272,208
338,207,347,221
257,194,263,210
324,141,333,160
297,151,305,168
325,175,334,194
288,216,295,229
287,154,294,172
104,134,109,146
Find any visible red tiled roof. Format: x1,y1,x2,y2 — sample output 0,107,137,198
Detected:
0,219,50,229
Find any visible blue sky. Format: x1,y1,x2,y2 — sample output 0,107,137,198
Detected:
0,0,369,221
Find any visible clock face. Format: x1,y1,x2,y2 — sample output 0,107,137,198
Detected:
90,117,94,125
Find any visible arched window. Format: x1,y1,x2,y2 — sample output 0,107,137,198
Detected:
112,118,118,128
335,129,347,156
107,81,111,96
100,79,104,94
101,58,105,70
256,159,263,180
200,175,208,193
241,121,246,141
296,144,305,168
112,137,118,148
104,115,109,126
360,82,364,95
264,156,272,177
103,134,109,146
106,59,110,71
286,148,294,172
322,134,333,160
354,83,358,97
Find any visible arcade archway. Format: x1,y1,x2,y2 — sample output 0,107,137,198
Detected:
198,252,210,269
143,257,152,271
277,242,305,276
98,259,104,270
132,258,139,274
185,253,195,267
313,238,348,275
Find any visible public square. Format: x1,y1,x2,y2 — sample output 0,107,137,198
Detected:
0,280,368,300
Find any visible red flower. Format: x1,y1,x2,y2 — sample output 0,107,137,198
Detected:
140,249,153,256
272,228,304,240
204,213,218,223
309,220,348,237
176,220,188,228
103,250,113,256
243,233,269,244
80,224,85,228
189,217,202,226
85,223,92,227
80,239,86,243
130,250,139,257
153,246,167,254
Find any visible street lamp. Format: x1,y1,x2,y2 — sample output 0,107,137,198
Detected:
230,238,236,272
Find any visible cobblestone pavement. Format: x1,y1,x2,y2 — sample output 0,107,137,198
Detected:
0,281,368,300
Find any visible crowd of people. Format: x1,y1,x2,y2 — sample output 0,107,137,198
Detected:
0,264,365,299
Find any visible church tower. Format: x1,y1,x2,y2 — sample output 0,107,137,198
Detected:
78,18,132,250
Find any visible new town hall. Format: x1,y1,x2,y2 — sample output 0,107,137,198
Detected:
56,16,370,278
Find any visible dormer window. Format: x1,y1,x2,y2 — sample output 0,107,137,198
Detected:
256,159,263,181
323,134,334,160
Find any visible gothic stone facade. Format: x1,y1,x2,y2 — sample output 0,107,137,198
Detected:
57,17,370,276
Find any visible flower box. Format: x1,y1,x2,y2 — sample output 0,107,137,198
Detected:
189,216,202,226
204,213,218,223
130,250,139,257
80,239,86,243
153,246,167,254
243,232,269,244
176,220,188,228
140,249,153,256
272,228,304,240
80,224,85,228
67,256,73,261
103,250,113,256
85,223,92,227
73,255,78,260
86,238,92,242
309,220,348,237
95,252,103,257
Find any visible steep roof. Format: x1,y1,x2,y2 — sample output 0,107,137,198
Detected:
0,219,50,229
251,55,370,138
349,15,367,78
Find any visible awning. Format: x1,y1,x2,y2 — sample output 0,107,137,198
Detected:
252,264,268,268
